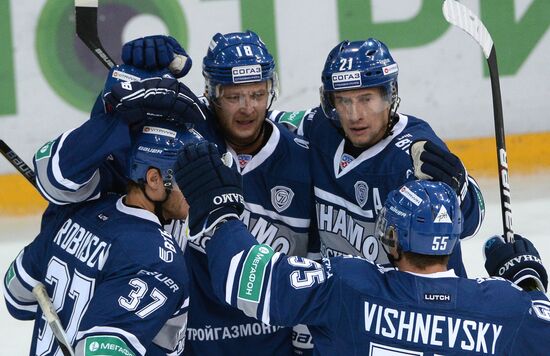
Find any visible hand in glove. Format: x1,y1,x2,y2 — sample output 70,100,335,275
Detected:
104,77,206,126
411,140,468,203
484,234,547,292
122,35,192,78
174,141,244,239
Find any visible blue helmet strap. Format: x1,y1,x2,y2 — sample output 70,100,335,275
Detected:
382,83,401,139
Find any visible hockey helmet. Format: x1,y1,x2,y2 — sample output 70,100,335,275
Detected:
202,30,278,103
320,38,399,121
127,118,204,188
374,180,463,256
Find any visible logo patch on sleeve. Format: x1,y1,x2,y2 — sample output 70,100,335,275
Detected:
85,335,135,356
35,141,54,161
5,263,16,285
238,245,274,303
279,111,306,128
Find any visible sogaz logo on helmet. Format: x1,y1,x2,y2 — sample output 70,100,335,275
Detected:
142,126,177,138
332,71,362,89
232,65,262,83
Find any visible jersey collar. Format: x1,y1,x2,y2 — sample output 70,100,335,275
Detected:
228,120,280,175
334,113,409,178
405,269,459,278
116,196,161,226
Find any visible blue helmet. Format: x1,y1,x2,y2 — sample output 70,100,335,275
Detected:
202,30,278,102
320,38,399,119
102,64,174,112
374,180,463,256
127,118,204,187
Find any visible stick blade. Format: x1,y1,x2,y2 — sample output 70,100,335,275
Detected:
442,0,493,59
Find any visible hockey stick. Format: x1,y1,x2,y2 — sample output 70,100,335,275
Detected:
75,0,116,69
442,0,514,243
1,2,114,189
33,283,75,356
0,139,37,188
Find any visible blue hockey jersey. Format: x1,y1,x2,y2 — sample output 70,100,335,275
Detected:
32,96,223,249
207,219,550,356
272,108,485,276
3,194,189,355
184,119,314,355
33,98,314,355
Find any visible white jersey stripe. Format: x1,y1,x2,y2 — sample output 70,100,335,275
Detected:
260,252,281,325
52,128,99,190
314,187,374,219
15,251,40,288
3,290,38,312
226,251,244,304
245,202,310,228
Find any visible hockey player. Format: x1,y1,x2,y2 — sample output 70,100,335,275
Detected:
269,38,484,276
34,33,314,354
3,119,203,355
32,63,216,248
120,36,484,278
182,31,313,355
174,141,550,355
134,31,312,355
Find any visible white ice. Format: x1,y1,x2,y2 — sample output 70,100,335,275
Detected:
1,174,549,353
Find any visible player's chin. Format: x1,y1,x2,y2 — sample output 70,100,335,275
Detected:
348,133,373,148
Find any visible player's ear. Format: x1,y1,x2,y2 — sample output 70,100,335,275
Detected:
145,168,163,191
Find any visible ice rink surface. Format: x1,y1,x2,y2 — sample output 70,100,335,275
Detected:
1,173,549,353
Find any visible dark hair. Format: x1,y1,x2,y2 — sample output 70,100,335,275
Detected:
402,251,450,270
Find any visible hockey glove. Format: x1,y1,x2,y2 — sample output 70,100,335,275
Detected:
174,141,244,240
122,35,192,78
104,77,206,126
411,140,468,203
484,234,548,292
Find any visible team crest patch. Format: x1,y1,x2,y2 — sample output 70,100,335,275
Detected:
339,153,354,170
271,186,294,213
238,154,253,169
354,181,369,208
532,300,550,321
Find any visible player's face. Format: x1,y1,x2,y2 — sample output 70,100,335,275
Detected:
215,81,269,147
334,87,391,148
162,186,189,220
